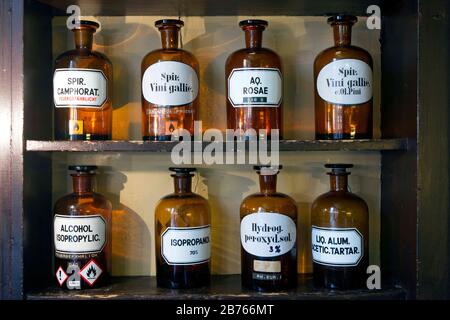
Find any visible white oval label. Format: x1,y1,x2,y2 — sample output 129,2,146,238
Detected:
142,61,199,106
53,68,108,108
228,68,282,107
317,59,372,105
161,225,211,265
240,212,296,257
311,226,363,267
54,214,107,254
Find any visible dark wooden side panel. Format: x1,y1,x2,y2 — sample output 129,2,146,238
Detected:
0,0,24,300
380,0,418,298
417,0,450,299
23,0,53,293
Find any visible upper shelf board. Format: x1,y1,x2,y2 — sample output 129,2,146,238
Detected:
37,0,381,16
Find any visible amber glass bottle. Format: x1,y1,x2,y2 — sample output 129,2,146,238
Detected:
53,166,112,290
311,164,369,289
240,166,297,291
314,15,373,139
141,19,199,141
54,20,113,140
226,20,283,140
155,168,211,288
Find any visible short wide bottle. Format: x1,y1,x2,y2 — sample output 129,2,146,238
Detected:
314,15,373,139
54,20,113,140
141,19,199,141
53,166,112,289
226,20,283,139
155,167,211,288
240,166,297,291
311,164,369,289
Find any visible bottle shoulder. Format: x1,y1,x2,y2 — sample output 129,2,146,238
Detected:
314,45,373,67
55,50,113,72
142,48,199,68
312,191,368,211
56,49,111,63
54,192,112,215
226,48,282,69
155,193,211,226
240,192,297,217
156,192,209,207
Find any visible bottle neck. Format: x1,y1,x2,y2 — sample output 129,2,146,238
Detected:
72,174,94,194
73,28,94,50
259,174,277,193
329,174,348,192
244,27,263,49
160,27,180,49
173,175,192,193
332,23,352,46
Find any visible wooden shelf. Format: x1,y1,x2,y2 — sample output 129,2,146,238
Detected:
26,139,408,152
26,275,405,300
37,0,379,16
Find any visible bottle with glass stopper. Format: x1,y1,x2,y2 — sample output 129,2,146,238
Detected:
154,167,211,288
226,19,283,140
54,20,113,140
311,164,369,289
141,19,199,141
314,15,373,139
53,165,112,289
240,165,297,291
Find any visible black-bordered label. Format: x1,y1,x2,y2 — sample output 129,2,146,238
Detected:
228,68,282,107
311,226,363,267
54,214,106,255
161,225,211,265
53,68,108,108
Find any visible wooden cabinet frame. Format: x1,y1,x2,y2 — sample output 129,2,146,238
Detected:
0,0,448,300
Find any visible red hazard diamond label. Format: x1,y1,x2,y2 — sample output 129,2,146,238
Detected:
80,259,103,286
56,266,68,286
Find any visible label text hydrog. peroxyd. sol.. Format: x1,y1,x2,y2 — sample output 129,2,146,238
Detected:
240,213,296,257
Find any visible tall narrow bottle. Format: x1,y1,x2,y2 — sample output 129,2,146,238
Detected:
54,20,113,140
226,20,283,140
314,15,373,139
141,19,199,141
155,168,211,288
53,166,112,289
240,166,297,291
311,164,369,289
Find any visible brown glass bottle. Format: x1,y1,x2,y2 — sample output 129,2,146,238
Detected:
155,168,211,288
141,19,199,141
53,166,112,290
226,20,283,140
311,164,369,289
54,20,113,140
240,166,297,291
314,15,373,139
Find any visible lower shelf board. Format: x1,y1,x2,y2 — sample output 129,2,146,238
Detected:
26,275,406,300
25,139,409,152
